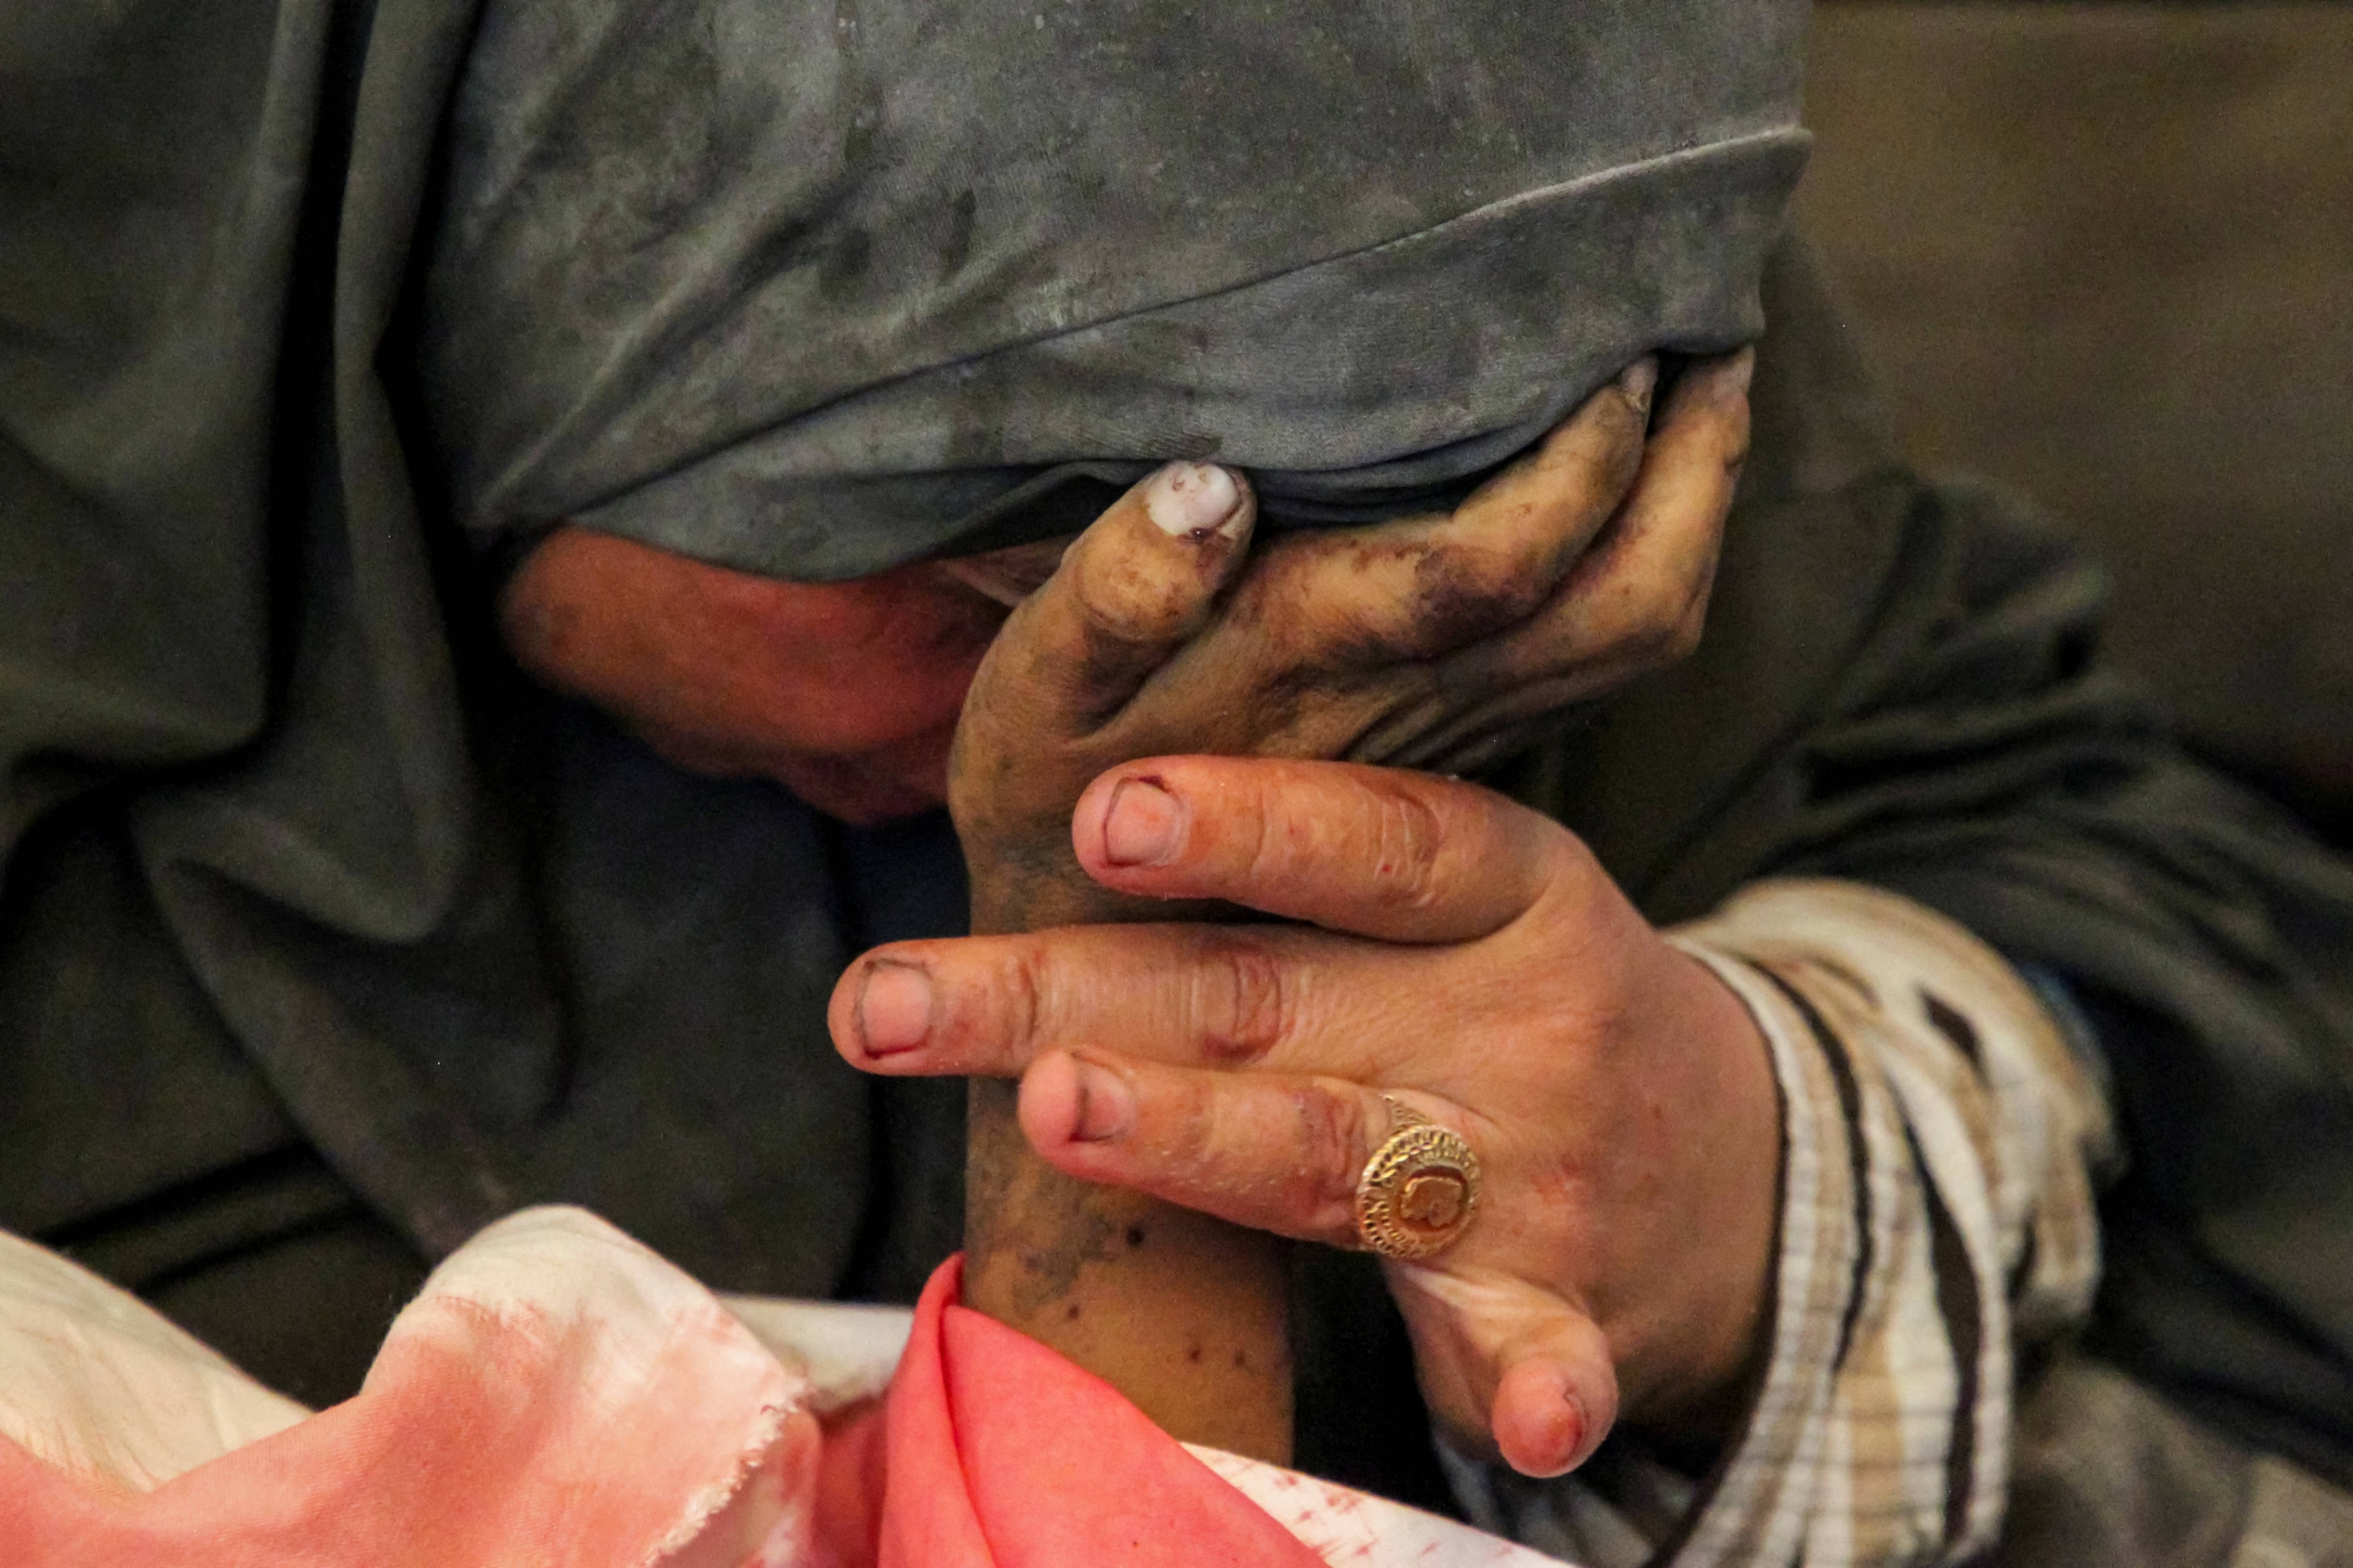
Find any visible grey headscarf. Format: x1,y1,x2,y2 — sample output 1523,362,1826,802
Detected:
419,0,1809,578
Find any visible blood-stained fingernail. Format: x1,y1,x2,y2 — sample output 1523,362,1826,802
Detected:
1496,1359,1596,1478
1616,355,1659,414
1143,461,1245,539
857,961,932,1057
1102,775,1186,866
1071,1058,1136,1142
1555,1386,1591,1471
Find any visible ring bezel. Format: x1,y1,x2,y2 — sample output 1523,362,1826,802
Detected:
1355,1110,1481,1259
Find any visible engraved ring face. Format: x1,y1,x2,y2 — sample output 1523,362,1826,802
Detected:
1354,1104,1481,1259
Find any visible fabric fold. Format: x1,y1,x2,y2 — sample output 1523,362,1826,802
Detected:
567,128,1810,580
0,1209,1561,1566
418,0,1811,577
0,1208,820,1566
879,1257,1328,1567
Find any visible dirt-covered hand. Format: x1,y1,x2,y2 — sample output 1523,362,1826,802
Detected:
947,350,1752,931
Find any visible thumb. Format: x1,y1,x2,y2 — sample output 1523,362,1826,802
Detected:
977,461,1255,736
1386,1263,1621,1478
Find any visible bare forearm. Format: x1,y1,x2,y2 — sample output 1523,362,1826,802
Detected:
963,1079,1292,1460
958,873,1293,1462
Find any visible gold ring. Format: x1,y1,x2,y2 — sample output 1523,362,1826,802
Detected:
1354,1097,1481,1259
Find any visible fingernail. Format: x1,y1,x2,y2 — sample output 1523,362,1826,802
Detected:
1143,461,1244,540
1616,355,1659,413
1711,347,1755,401
1071,1057,1135,1142
1102,776,1185,867
1515,1376,1588,1478
1558,1388,1591,1469
857,961,932,1056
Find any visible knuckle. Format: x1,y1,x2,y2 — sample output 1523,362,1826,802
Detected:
1600,414,1648,499
1665,582,1713,663
1656,546,1720,667
1072,537,1207,647
1167,1079,1223,1172
1455,535,1561,622
1400,575,1528,656
1721,426,1752,482
1616,579,1700,669
1002,941,1053,1052
1195,934,1291,1063
1237,771,1288,883
1293,1085,1375,1224
1662,608,1707,665
1361,779,1449,910
1558,392,1649,505
1717,394,1755,473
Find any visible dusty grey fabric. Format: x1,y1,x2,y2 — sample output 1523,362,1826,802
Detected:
0,0,881,1356
4,0,2351,1525
417,0,1809,577
1988,1352,2353,1568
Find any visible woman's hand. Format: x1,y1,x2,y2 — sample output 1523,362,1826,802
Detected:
931,347,1754,1462
835,755,1780,1476
947,350,1752,932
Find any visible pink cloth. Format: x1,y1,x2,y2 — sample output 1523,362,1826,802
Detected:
877,1258,1324,1567
0,1208,1557,1567
0,1211,818,1566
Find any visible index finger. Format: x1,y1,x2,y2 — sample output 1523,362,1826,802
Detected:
1071,756,1585,944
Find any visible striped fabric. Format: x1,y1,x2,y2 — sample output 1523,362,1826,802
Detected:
1454,880,2112,1567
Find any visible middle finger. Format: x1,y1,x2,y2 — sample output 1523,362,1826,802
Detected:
833,920,1453,1084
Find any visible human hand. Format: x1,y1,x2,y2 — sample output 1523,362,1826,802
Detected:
893,348,1761,1468
946,349,1753,932
834,755,1780,1476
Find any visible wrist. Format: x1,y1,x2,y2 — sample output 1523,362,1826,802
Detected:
1612,939,1781,1443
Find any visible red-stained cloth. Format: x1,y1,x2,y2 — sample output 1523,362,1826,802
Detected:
0,1210,819,1566
0,1208,1544,1567
871,1258,1326,1568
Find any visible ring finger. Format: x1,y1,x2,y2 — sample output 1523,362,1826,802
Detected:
1015,1047,1478,1252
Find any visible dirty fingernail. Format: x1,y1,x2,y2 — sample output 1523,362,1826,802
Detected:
1143,461,1244,540
1102,776,1185,866
1711,347,1755,400
1616,355,1659,413
857,962,932,1056
1072,1058,1136,1142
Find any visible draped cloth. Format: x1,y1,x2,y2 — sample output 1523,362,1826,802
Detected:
417,0,1808,577
2,0,2351,1534
0,1207,1550,1568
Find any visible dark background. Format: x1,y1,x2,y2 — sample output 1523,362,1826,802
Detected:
1797,3,2350,841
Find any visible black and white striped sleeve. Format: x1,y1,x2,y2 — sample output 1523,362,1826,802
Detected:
1451,879,2115,1567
